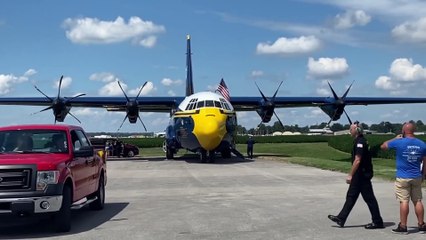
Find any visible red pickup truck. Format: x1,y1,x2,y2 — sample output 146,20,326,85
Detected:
0,124,107,232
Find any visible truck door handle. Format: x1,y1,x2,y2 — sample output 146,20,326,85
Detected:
86,158,94,164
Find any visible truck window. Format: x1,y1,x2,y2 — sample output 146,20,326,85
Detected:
76,130,90,147
71,130,90,151
0,130,67,153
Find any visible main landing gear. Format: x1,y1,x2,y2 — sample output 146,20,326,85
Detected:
200,149,215,163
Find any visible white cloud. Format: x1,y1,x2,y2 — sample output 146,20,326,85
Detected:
161,78,182,86
251,70,264,78
375,58,426,95
73,108,105,117
137,35,157,48
24,69,37,77
304,108,325,119
317,1,426,20
167,90,176,96
389,58,426,81
99,81,126,96
256,36,321,55
375,76,399,90
63,16,165,46
316,87,330,96
334,10,371,29
392,17,426,43
129,81,156,96
0,69,35,95
53,76,72,89
90,72,119,83
307,57,349,79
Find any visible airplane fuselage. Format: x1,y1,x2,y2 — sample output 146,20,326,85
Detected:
165,91,237,160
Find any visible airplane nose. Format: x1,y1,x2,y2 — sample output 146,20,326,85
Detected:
193,109,226,151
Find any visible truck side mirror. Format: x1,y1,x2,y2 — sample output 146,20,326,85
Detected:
74,145,94,157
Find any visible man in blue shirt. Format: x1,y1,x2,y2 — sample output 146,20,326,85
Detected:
381,121,426,234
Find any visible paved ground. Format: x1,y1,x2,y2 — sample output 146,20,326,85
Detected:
0,155,425,239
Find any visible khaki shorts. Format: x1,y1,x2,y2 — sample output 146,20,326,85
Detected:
395,177,423,202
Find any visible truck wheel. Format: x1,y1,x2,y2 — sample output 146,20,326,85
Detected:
53,185,72,232
127,150,135,157
89,175,105,210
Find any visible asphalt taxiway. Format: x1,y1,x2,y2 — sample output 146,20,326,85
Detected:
0,155,425,239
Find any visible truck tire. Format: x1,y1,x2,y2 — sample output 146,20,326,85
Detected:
53,185,72,232
89,175,105,210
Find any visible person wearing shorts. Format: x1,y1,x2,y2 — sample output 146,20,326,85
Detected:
381,121,426,234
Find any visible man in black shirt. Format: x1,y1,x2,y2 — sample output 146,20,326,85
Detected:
328,122,384,229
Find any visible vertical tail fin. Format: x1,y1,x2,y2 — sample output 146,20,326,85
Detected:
186,35,194,96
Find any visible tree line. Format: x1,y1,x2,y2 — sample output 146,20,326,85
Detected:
237,120,426,135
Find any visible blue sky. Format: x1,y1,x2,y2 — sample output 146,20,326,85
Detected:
1,0,426,133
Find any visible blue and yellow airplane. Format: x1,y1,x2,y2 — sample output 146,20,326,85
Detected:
2,35,426,162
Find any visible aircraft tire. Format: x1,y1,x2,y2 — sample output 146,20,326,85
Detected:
166,147,174,159
208,151,215,163
221,149,231,159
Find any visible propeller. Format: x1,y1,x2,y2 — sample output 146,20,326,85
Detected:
325,81,354,126
116,81,148,132
32,75,85,123
255,81,284,128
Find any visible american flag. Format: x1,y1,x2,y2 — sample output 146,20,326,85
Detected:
216,78,230,101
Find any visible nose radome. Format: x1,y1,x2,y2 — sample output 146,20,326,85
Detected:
192,109,227,151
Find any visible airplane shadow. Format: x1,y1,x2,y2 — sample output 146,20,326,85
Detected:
107,154,254,165
0,202,129,239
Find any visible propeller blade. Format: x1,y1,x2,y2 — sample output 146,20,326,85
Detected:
135,82,148,99
66,93,86,102
33,85,53,101
117,81,130,102
31,106,53,115
117,114,129,132
342,80,354,99
272,81,283,99
138,116,147,132
254,82,268,102
326,118,333,127
68,111,81,124
257,120,263,128
327,81,339,100
57,75,63,99
343,109,352,125
273,111,284,128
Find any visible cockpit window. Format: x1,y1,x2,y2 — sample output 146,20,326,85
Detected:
214,101,221,108
185,98,198,110
196,101,205,108
220,98,230,110
205,100,214,107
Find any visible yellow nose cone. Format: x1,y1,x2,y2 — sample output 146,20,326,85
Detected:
192,108,226,151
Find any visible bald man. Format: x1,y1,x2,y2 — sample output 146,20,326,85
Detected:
329,122,384,229
381,121,426,234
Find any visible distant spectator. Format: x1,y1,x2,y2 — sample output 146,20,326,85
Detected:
246,136,255,159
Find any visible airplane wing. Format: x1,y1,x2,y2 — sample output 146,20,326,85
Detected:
0,96,184,112
230,96,426,110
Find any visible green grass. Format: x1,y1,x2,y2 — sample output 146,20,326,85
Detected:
136,142,397,181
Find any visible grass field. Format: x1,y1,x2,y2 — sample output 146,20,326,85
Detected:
135,142,398,181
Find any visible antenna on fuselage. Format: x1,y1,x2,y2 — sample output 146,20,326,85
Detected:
185,34,194,96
